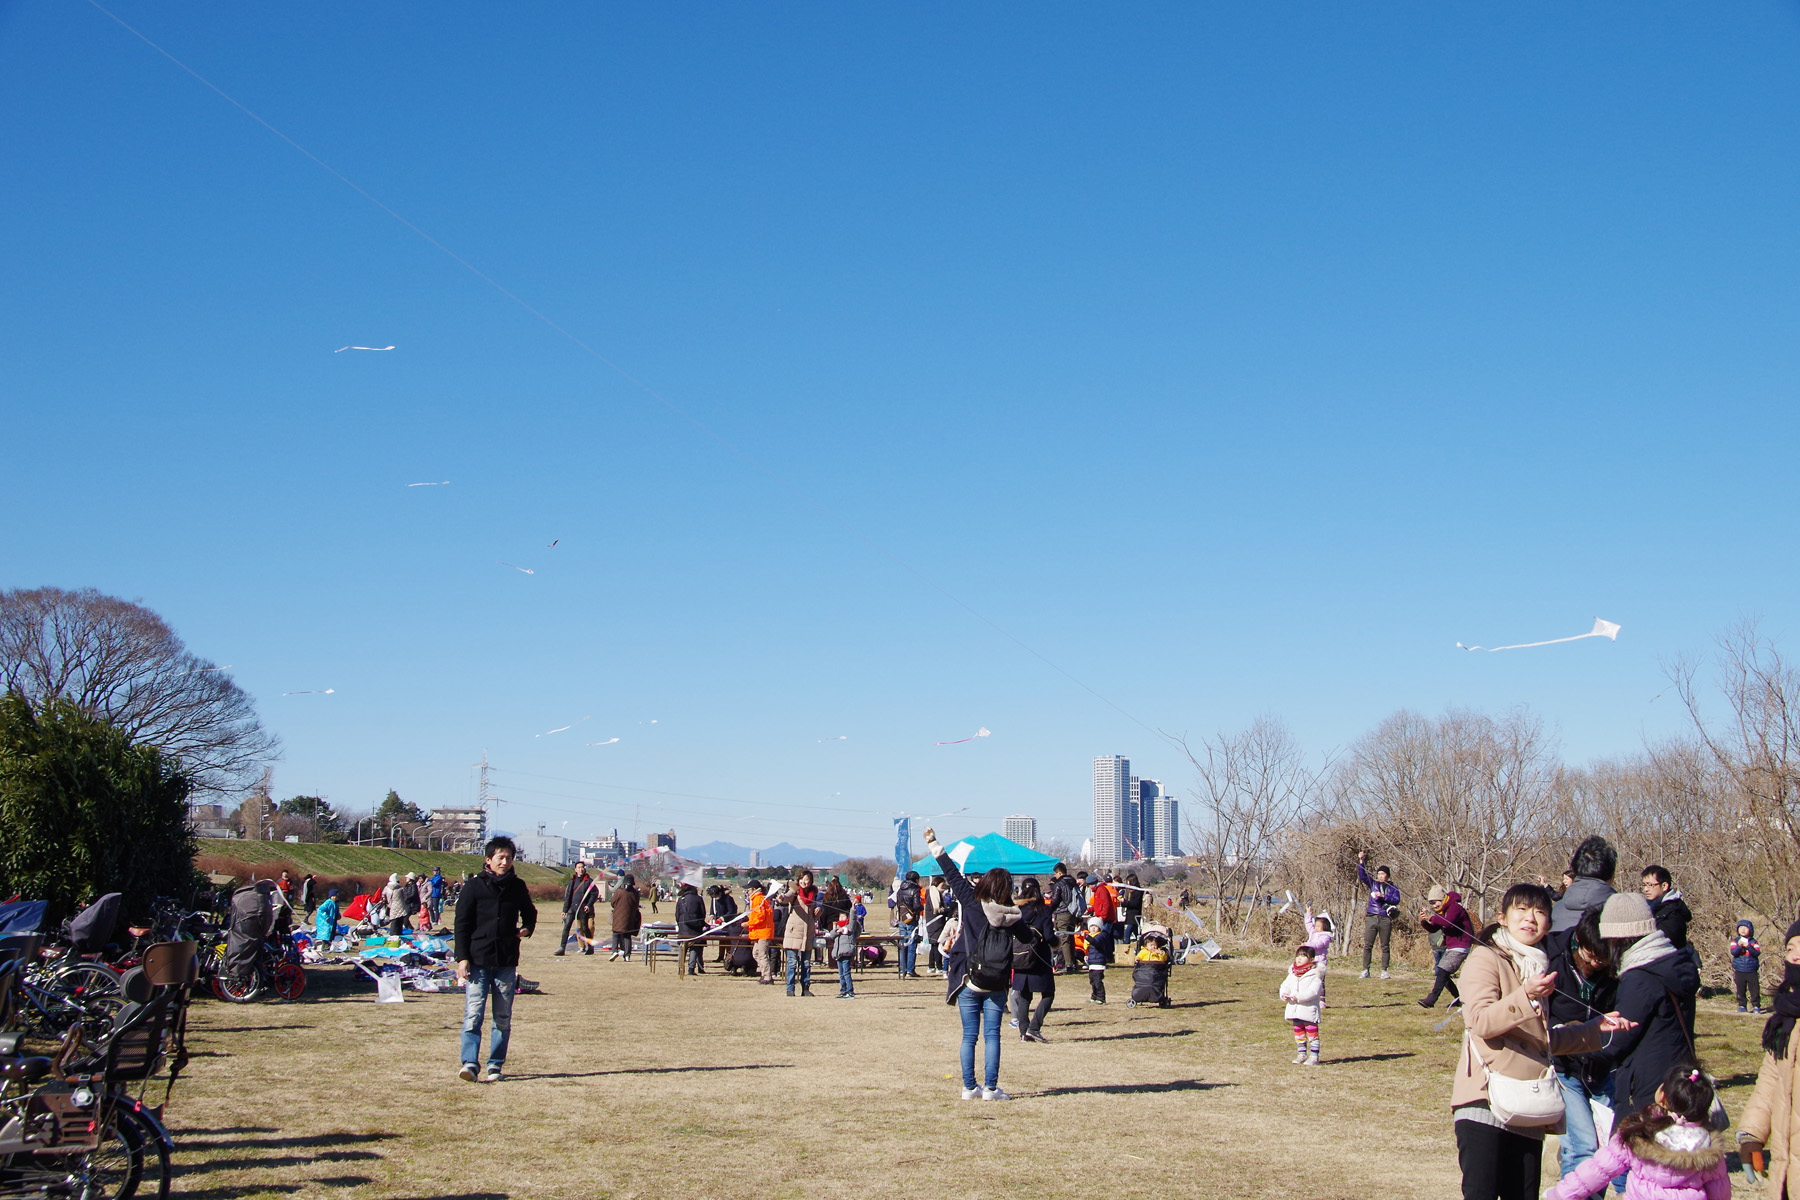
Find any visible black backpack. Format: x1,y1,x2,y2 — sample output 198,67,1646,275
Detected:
967,919,1016,993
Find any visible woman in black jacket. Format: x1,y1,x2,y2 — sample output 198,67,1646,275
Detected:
925,827,1039,1102
1584,892,1701,1118
1119,873,1146,944
1009,876,1057,1043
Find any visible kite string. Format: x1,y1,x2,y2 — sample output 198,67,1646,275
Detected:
85,0,1172,748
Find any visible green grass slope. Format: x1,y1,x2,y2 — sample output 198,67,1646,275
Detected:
195,838,569,888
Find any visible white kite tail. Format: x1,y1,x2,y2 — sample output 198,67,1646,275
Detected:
1459,617,1621,652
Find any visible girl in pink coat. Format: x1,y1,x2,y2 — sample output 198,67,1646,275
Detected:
1543,1060,1729,1200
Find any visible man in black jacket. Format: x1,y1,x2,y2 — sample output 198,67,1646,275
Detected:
1049,864,1080,974
554,863,597,956
1640,864,1692,951
454,837,537,1083
675,882,707,974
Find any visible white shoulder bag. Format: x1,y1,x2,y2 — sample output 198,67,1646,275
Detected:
1467,1031,1564,1127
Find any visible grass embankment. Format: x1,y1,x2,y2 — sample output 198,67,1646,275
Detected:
163,942,1771,1200
194,838,568,890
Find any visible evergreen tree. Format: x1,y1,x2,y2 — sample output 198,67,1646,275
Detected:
0,693,196,923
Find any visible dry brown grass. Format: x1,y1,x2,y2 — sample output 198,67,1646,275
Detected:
166,942,1771,1199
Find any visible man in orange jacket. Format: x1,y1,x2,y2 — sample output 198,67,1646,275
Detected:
746,882,776,985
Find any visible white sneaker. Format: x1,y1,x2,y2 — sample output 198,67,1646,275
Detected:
960,1086,981,1100
1358,969,1369,979
484,1065,503,1082
982,1087,1011,1101
1380,971,1390,980
457,1063,478,1082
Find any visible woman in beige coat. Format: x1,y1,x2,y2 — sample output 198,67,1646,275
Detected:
1737,920,1800,1199
1453,882,1636,1200
777,870,818,997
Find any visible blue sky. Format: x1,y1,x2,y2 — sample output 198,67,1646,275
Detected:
6,4,1800,857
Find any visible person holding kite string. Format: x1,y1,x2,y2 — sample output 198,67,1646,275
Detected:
924,826,1042,1101
1357,850,1401,979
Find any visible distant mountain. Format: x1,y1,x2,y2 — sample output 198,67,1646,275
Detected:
682,840,851,867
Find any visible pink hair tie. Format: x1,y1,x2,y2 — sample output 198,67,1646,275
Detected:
1689,1069,1702,1082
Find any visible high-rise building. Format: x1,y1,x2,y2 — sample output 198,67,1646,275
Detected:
1126,778,1167,860
1092,755,1130,863
1002,814,1038,850
1149,791,1182,858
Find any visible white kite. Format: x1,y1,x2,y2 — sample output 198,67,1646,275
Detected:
407,481,449,487
282,688,335,695
935,727,991,746
334,345,394,353
498,562,535,575
819,735,847,742
1458,618,1621,653
536,717,589,737
587,738,620,746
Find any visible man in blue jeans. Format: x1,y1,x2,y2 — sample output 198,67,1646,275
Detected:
454,836,537,1083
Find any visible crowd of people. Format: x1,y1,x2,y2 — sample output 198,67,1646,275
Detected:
1266,833,1788,1200
427,828,1800,1200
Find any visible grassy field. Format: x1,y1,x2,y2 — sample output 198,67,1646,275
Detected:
194,838,569,888
162,940,1772,1200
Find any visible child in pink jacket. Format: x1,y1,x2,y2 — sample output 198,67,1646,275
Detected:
1543,1060,1729,1200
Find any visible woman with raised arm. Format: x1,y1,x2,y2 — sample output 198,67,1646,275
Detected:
925,827,1041,1101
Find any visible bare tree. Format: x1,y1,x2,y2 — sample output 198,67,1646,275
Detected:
1176,717,1324,939
1672,620,1800,923
1331,707,1558,920
0,587,277,793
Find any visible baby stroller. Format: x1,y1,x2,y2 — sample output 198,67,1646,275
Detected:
1127,923,1173,1008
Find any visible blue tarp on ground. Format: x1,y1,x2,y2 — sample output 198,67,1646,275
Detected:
911,833,1061,878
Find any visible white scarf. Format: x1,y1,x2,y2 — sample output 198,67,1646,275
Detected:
1619,930,1677,976
1492,927,1549,981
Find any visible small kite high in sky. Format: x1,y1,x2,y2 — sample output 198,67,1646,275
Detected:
819,735,848,742
935,727,991,745
588,738,620,746
498,562,535,575
547,539,559,548
1458,617,1621,653
334,345,394,353
536,717,589,737
282,688,335,695
407,481,449,487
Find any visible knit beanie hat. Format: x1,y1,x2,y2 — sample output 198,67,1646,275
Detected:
1598,892,1655,939
1427,885,1447,904
1785,919,1800,945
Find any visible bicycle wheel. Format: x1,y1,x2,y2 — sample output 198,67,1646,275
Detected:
53,963,122,1002
272,962,306,1000
0,1109,145,1200
212,972,259,1003
112,1109,168,1200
